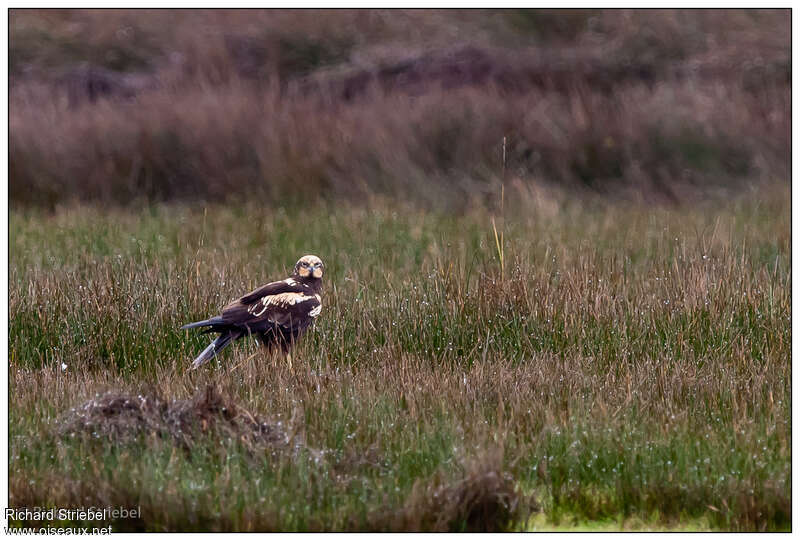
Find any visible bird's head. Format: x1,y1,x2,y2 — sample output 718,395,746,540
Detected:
294,255,324,280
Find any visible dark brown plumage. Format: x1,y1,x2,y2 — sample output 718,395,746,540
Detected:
182,255,324,369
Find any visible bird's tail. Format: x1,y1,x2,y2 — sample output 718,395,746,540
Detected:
190,331,239,369
181,316,225,330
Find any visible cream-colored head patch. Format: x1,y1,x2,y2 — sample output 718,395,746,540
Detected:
295,254,324,278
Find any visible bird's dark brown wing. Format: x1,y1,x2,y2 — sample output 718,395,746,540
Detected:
221,278,321,332
235,278,305,305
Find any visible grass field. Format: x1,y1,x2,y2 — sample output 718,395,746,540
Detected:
8,185,790,531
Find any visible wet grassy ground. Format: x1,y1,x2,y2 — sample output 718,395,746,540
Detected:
9,187,791,531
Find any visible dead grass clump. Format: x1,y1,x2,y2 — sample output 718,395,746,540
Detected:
646,480,792,532
59,384,305,456
376,448,534,532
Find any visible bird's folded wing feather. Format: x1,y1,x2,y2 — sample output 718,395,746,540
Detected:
222,279,320,329
236,278,305,305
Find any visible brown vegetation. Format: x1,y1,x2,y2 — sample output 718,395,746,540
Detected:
10,9,790,208
375,448,535,532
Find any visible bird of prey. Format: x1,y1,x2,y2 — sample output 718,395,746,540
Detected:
182,255,324,369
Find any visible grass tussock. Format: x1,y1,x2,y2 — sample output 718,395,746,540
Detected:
378,447,534,532
10,9,789,208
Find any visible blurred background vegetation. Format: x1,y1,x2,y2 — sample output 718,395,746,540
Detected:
10,8,789,210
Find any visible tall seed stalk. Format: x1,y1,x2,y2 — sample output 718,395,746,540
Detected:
491,136,506,280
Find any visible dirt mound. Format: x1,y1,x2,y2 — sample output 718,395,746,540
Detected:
59,385,310,457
